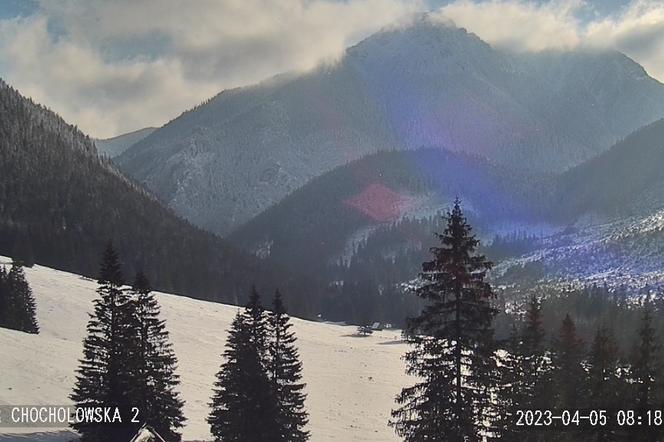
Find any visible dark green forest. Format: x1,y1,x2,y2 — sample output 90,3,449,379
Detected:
0,79,315,317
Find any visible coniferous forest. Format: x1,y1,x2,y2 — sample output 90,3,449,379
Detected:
4,8,664,440
49,203,664,441
0,79,315,318
383,201,664,441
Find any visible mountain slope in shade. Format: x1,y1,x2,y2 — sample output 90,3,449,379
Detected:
95,127,156,158
0,79,312,315
228,148,550,276
116,18,664,236
490,120,664,289
554,118,664,222
0,257,408,441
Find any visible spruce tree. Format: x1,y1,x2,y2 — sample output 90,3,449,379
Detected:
585,327,623,440
549,313,586,442
7,262,39,333
494,324,522,440
71,241,137,441
208,311,278,442
269,290,309,441
495,296,549,440
390,199,498,441
632,306,659,409
0,265,8,328
130,271,186,441
520,295,549,410
0,263,39,333
631,306,661,440
245,286,269,359
550,314,585,411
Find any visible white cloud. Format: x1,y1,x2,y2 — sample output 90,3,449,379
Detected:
0,0,421,137
433,0,583,52
585,1,664,81
433,0,664,82
1,1,663,138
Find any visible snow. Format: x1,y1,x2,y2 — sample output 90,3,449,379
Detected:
491,208,664,290
130,425,162,442
0,257,409,441
132,430,154,442
0,431,78,441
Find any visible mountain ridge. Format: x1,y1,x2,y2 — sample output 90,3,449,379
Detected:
0,78,315,316
116,18,664,236
95,127,157,158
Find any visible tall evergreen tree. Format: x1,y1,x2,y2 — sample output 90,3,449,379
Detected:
632,306,659,409
585,327,623,440
7,262,39,333
390,199,498,441
0,266,7,327
245,286,269,359
494,324,522,440
71,241,137,441
495,296,549,440
630,306,661,440
0,263,39,333
520,295,549,411
269,290,309,441
129,271,186,441
550,314,585,411
208,311,278,442
548,314,585,441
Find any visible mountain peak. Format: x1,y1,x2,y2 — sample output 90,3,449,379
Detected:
116,24,664,236
347,15,491,63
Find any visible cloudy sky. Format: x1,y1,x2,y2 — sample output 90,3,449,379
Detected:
0,0,662,138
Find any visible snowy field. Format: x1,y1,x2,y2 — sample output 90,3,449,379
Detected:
0,258,409,441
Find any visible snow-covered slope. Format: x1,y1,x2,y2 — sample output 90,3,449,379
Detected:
493,209,664,290
0,258,408,441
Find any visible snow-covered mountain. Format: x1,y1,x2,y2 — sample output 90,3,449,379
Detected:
116,17,664,236
492,118,664,290
0,257,408,441
95,127,156,158
229,119,664,295
493,209,664,290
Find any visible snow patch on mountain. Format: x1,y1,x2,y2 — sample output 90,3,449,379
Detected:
494,209,664,290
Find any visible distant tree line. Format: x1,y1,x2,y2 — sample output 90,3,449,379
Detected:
322,215,541,328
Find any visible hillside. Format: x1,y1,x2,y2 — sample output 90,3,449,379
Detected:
489,119,664,289
0,79,313,316
554,118,664,222
228,122,664,298
0,257,408,442
116,18,664,236
229,148,549,276
95,127,156,158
